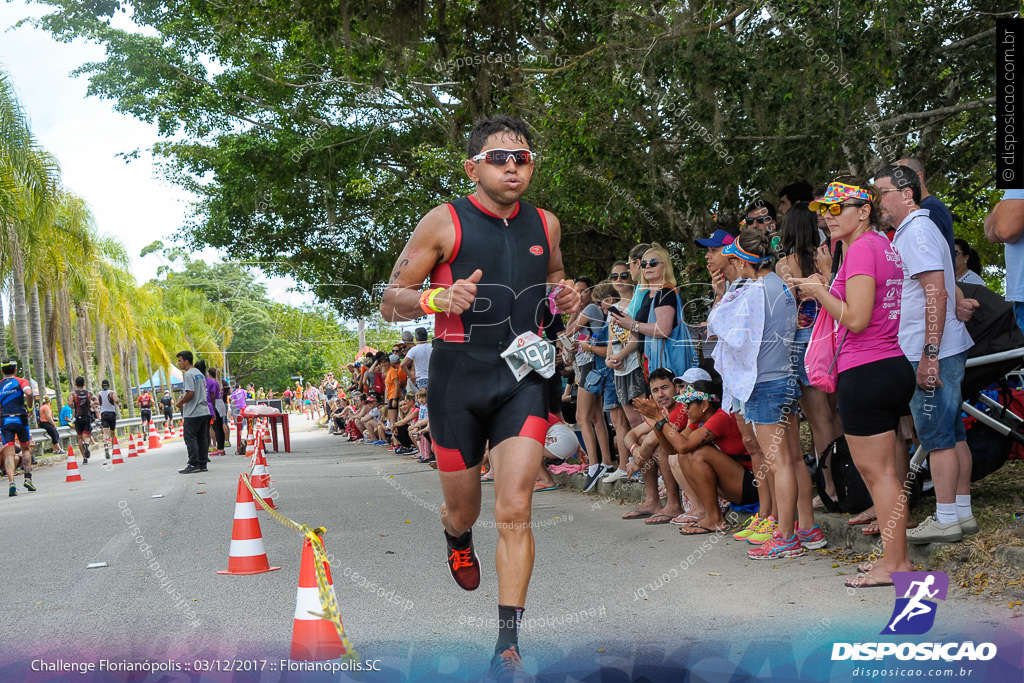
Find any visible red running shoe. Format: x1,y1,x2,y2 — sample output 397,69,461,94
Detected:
445,529,480,591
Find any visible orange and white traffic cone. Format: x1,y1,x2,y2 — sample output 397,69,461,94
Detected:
250,443,276,509
148,422,162,449
164,423,173,439
290,533,347,661
244,428,256,459
136,430,147,455
261,420,272,452
217,474,281,576
110,436,124,465
178,424,184,438
127,433,138,458
65,446,83,482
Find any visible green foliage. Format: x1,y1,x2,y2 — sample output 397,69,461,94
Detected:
24,0,1012,306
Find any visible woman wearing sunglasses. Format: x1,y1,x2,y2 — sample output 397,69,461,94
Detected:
793,178,915,588
608,245,679,415
775,204,840,488
710,229,817,560
609,260,634,305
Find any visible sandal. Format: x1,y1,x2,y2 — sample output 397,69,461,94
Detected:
621,509,654,520
848,509,877,526
679,524,723,535
670,514,700,526
844,574,894,589
534,483,558,492
862,522,881,536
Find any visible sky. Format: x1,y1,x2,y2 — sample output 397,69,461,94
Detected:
0,0,310,307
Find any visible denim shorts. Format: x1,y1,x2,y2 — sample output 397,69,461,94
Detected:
909,351,967,451
743,376,801,425
791,327,812,387
584,366,618,411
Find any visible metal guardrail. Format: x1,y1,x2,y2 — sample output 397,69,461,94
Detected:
30,415,188,454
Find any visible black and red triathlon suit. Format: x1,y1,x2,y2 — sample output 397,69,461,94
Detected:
428,195,552,472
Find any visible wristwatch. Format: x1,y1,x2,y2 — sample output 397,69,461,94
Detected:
654,419,668,432
923,343,940,359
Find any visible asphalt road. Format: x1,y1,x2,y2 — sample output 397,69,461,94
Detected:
2,419,1021,682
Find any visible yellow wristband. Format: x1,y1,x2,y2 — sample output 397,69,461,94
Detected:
426,287,445,313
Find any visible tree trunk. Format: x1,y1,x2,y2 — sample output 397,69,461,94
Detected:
129,344,141,419
44,289,62,407
8,294,19,360
75,302,95,390
94,318,107,388
11,258,28,366
0,291,7,360
121,343,134,419
28,283,46,425
58,289,76,397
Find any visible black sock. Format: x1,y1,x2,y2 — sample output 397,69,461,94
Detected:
445,529,471,549
495,605,524,653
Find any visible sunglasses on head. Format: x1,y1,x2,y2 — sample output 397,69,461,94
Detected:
470,148,537,166
742,215,773,225
817,201,866,217
609,272,630,280
640,258,662,268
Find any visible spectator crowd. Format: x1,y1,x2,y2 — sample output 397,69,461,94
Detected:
319,160,1024,590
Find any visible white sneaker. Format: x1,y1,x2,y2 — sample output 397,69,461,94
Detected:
907,515,963,544
958,515,979,536
602,468,629,483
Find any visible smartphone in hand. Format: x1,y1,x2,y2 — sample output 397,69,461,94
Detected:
608,305,623,317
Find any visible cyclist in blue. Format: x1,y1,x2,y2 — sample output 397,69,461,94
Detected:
0,360,35,496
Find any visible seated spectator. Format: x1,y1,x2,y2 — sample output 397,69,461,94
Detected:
618,368,687,525
410,388,433,463
635,378,757,535
391,395,420,455
954,238,985,286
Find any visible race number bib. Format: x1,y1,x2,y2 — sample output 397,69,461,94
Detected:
500,332,557,382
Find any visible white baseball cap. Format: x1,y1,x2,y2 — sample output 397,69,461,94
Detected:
676,368,712,384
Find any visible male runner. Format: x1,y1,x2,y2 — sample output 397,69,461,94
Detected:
160,390,175,430
0,361,34,495
97,379,120,458
136,388,154,433
71,376,94,463
380,115,578,678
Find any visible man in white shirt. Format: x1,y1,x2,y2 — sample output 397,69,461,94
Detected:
402,327,432,390
876,165,976,545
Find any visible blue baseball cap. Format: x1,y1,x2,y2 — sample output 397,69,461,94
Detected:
694,229,736,249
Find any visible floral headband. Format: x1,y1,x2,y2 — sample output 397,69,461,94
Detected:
674,386,718,404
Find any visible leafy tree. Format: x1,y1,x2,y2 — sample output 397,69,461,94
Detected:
22,0,1012,308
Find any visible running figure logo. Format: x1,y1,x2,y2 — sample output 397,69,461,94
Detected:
881,571,949,635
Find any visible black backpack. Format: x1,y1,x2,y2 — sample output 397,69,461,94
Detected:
814,436,874,514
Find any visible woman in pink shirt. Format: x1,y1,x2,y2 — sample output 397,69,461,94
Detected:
794,177,916,590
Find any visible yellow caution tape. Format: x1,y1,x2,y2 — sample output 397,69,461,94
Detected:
240,473,358,661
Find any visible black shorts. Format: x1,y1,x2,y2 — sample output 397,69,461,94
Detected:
140,409,152,421
837,355,914,437
387,397,400,410
163,408,173,420
101,411,117,430
74,415,92,435
0,414,30,446
427,343,549,472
